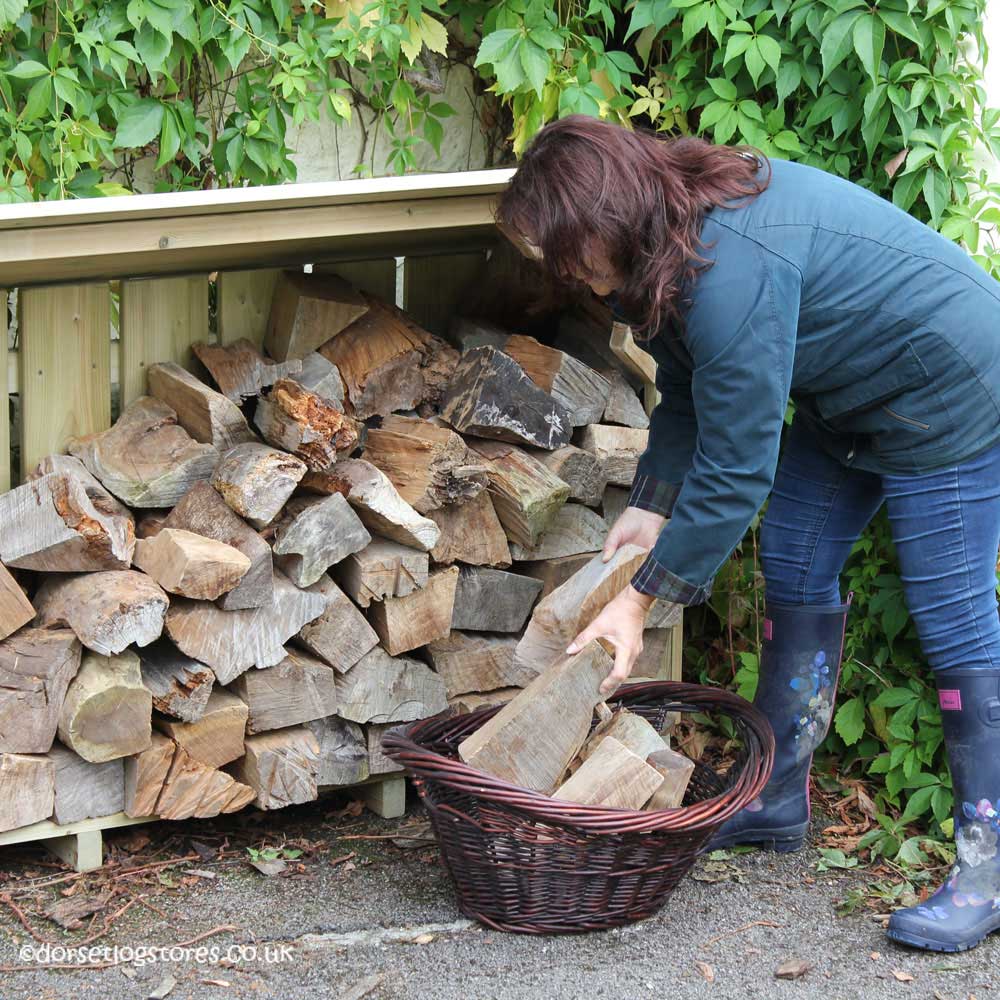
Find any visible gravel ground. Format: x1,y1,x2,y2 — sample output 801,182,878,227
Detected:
1,784,996,1000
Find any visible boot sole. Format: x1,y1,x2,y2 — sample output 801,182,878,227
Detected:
886,925,990,953
707,829,806,854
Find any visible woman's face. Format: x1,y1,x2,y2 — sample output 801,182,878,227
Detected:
573,244,623,297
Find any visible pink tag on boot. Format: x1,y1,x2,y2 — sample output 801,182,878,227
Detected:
939,690,962,711
763,619,773,640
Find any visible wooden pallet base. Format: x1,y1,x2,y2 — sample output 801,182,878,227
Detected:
0,773,408,873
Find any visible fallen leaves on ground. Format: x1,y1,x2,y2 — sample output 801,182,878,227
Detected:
892,969,915,982
695,961,715,982
775,958,812,980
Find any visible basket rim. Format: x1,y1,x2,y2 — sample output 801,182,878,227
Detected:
382,679,775,834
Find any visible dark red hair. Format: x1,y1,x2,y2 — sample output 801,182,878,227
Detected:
495,115,770,339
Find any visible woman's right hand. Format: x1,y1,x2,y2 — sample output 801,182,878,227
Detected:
603,506,667,561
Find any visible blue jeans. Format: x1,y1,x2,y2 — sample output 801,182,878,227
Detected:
761,419,1000,673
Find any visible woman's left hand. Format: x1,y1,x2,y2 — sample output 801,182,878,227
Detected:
565,585,655,697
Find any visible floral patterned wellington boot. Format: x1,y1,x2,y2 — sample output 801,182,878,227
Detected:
708,600,851,853
887,668,1000,952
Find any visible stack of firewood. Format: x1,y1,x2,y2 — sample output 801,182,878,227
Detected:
0,268,676,837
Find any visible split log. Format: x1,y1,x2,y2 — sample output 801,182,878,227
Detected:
457,641,612,794
135,513,167,539
646,599,682,630
191,338,302,404
514,545,648,672
210,442,307,529
508,504,606,561
365,722,404,775
229,649,337,735
137,639,216,723
451,567,542,633
554,298,639,380
154,688,248,768
295,574,378,673
448,316,509,352
553,736,663,810
601,485,631,527
334,645,448,724
574,708,667,772
645,748,695,810
424,632,536,698
0,753,55,833
123,732,173,816
632,627,674,681
294,351,345,406
35,570,168,656
0,627,81,754
0,473,135,572
518,553,594,601
300,459,439,553
335,539,429,608
49,744,124,824
440,346,572,450
133,528,251,600
0,562,34,641
533,445,608,507
228,725,321,810
602,369,649,429
466,440,570,548
305,716,369,786
576,425,649,488
266,269,368,362
68,396,219,508
502,334,611,426
427,491,511,567
57,650,152,763
362,415,488,513
164,571,327,685
610,322,659,413
29,454,131,519
367,565,459,655
163,482,273,611
147,362,256,451
448,688,522,714
254,378,358,470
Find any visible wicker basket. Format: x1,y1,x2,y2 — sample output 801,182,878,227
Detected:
381,679,774,935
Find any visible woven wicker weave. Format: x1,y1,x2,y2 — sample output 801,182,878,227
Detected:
382,679,774,935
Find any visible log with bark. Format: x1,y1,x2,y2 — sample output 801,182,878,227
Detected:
228,725,321,810
210,442,307,529
154,688,248,769
334,645,448,724
451,567,542,633
335,539,429,608
576,425,649,488
533,444,607,507
132,528,251,600
426,490,511,567
29,454,132,520
424,632,536,698
508,504,606,562
191,338,303,404
367,565,459,655
137,639,216,723
295,574,379,673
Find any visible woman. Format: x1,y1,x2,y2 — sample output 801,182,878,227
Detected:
495,114,1000,954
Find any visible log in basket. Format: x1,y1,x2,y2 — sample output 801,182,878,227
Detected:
382,680,775,935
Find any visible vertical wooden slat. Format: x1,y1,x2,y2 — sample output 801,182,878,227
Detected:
402,251,488,336
217,268,280,348
316,259,398,305
119,275,209,408
0,289,8,492
18,283,111,476
669,618,684,682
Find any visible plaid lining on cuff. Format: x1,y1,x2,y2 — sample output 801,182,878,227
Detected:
628,475,681,517
630,552,713,605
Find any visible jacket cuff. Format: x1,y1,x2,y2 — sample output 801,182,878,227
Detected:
631,552,713,605
628,474,681,518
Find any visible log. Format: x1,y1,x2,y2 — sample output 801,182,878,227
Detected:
508,504,606,561
137,639,216,723
57,650,152,763
164,571,327,684
555,300,638,382
367,565,459,655
210,442,307,529
502,334,611,426
271,494,371,588
154,688,248,768
49,744,125,824
632,626,675,681
644,748,695,810
229,649,337,735
0,753,55,833
466,440,570,548
362,415,488,514
518,552,594,601
448,316,510,352
602,369,649,429
514,545,649,672
0,627,81,754
132,528,251,600
334,645,448,724
335,539,429,608
601,485,631,527
191,338,302,403
574,708,667,772
457,641,612,794
135,513,167,539
254,378,358,470
123,730,174,817
365,722,404,775
266,269,368,362
533,445,607,507
0,562,34,641
448,688,522,714
424,632,535,698
552,736,663,809
439,346,572,450
427,490,511,567
451,567,542,633
299,459,439,553
229,725,321,810
294,351,345,406
67,396,219,509
305,716,369,786
610,322,659,413
295,574,378,673
163,481,273,611
576,425,649,488
29,454,132,519
0,473,135,572
35,570,169,656
147,361,256,451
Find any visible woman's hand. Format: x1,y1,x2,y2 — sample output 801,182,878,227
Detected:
566,585,655,696
603,507,666,562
